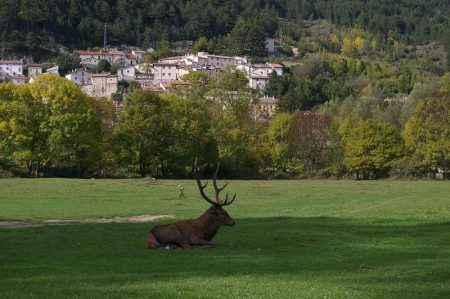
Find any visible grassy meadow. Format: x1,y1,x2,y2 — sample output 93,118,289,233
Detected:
0,179,449,298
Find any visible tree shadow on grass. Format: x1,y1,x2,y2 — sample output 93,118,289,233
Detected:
1,217,449,298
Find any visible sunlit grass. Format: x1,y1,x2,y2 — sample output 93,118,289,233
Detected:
0,179,449,298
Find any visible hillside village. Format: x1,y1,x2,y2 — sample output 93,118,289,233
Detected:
0,39,281,117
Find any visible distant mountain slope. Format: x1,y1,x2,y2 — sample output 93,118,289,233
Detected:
0,0,449,58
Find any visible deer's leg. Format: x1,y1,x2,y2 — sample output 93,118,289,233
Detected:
192,244,212,249
177,242,193,249
189,236,212,247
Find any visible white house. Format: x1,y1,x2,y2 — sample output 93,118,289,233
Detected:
183,52,247,71
234,56,248,65
247,63,283,89
117,66,136,81
81,57,100,69
268,63,283,75
249,63,283,76
249,74,270,90
176,66,191,79
44,66,59,75
160,56,186,65
125,54,138,66
0,60,24,78
77,51,113,66
153,63,178,82
10,75,27,85
132,50,145,62
27,64,43,78
65,69,92,85
111,50,126,65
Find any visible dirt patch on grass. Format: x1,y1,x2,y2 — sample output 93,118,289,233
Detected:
0,214,175,228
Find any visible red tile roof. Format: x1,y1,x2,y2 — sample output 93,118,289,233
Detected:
269,63,283,68
0,60,23,65
10,75,26,80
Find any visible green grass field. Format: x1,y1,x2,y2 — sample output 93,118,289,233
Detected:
1,179,449,298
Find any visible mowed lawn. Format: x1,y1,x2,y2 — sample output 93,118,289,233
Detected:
0,179,449,298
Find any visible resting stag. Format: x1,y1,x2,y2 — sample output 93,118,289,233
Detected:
146,161,236,249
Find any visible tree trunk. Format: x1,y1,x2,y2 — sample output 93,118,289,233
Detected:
35,161,40,178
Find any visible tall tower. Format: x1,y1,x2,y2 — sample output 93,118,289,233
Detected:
103,23,108,49
279,27,283,46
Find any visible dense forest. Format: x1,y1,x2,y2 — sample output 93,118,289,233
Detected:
0,0,449,57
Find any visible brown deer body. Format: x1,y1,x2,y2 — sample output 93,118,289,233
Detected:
146,161,236,249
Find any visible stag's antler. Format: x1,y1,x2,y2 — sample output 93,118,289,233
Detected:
193,158,236,206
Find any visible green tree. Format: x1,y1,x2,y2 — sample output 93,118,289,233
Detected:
0,76,102,176
182,71,212,99
267,113,294,172
226,19,267,57
96,59,112,73
403,97,450,177
163,95,217,176
214,65,248,91
0,83,49,175
210,96,261,176
141,53,154,75
114,90,171,177
341,119,402,179
154,40,172,59
194,36,210,52
88,96,117,176
57,53,82,76
32,75,101,176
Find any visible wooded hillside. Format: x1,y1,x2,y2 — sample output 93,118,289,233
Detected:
0,0,449,58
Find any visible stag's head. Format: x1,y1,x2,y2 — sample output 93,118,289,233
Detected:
193,159,236,226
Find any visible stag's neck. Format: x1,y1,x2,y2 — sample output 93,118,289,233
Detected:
195,209,220,241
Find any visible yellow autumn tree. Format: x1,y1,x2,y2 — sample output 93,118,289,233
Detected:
354,37,366,55
341,37,353,56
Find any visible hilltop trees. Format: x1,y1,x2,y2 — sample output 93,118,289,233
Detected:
0,0,448,66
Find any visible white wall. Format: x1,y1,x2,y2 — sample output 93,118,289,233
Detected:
0,61,23,77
